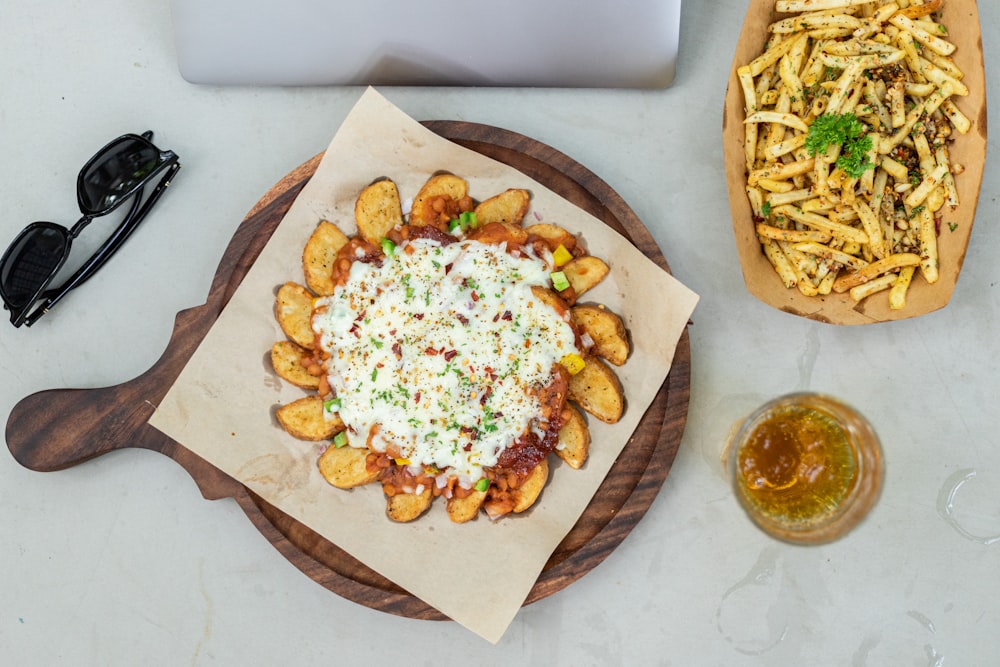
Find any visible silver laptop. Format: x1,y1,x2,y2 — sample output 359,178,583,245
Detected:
170,0,681,88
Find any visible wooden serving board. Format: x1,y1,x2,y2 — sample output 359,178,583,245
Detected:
6,121,691,620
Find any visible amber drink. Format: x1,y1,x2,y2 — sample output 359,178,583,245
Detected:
729,393,882,544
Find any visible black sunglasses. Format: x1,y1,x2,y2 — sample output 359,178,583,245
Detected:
0,131,180,327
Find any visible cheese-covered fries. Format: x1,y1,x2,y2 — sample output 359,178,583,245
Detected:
738,0,970,310
270,173,631,522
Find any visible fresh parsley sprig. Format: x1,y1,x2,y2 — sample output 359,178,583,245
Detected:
805,112,875,179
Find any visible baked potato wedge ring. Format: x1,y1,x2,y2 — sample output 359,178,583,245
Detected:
446,489,488,523
513,458,549,513
571,304,630,366
408,173,468,226
355,179,403,245
270,340,320,390
473,188,530,226
562,255,610,298
302,220,349,296
275,282,316,350
318,443,380,489
568,356,624,424
276,395,345,441
555,404,590,469
386,487,434,522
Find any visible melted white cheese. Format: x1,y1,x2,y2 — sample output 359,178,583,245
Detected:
312,237,578,485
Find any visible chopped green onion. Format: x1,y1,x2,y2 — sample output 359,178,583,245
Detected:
448,218,462,233
333,431,348,448
380,238,396,256
324,397,342,413
459,210,478,230
550,271,570,292
474,478,489,492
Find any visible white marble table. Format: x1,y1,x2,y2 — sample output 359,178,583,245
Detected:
2,1,998,663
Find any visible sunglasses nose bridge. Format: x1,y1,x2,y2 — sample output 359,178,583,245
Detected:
67,214,95,239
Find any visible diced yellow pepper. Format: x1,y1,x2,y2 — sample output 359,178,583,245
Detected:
560,352,586,375
552,244,573,267
395,457,411,466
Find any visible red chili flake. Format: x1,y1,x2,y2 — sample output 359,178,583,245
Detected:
392,342,402,359
414,313,425,320
445,263,453,275
456,314,469,326
493,313,500,322
349,323,361,338
424,347,439,356
479,386,493,405
414,391,421,404
444,349,458,361
471,291,480,301
501,310,513,321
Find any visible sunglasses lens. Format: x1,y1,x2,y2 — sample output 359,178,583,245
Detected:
1,225,69,308
79,136,161,213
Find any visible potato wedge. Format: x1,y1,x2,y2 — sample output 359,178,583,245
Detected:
276,395,344,441
467,221,528,246
530,285,570,319
355,179,403,245
408,173,468,226
513,458,549,513
275,282,315,350
473,188,530,226
302,220,349,296
524,223,577,251
562,255,610,298
270,340,320,390
555,404,590,469
568,356,624,424
571,304,629,366
318,443,379,489
386,487,434,523
446,489,487,523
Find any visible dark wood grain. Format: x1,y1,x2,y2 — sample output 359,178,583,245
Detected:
6,121,691,620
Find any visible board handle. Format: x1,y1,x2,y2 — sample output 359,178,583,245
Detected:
4,303,242,501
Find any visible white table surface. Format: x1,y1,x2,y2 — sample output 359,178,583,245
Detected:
2,1,998,664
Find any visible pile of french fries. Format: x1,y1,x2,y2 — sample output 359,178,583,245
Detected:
738,0,969,309
269,172,631,523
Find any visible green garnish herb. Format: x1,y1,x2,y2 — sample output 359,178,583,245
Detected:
761,201,772,217
474,478,490,492
948,222,958,232
460,210,478,230
805,112,875,178
333,431,348,448
550,271,570,292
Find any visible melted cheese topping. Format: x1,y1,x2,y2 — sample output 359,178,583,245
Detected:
313,237,578,485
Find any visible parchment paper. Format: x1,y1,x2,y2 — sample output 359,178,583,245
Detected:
148,88,699,643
